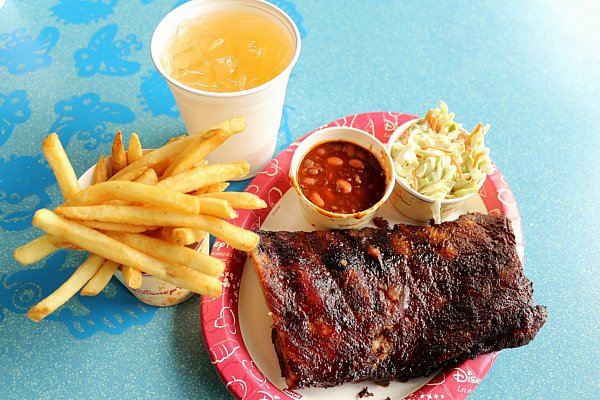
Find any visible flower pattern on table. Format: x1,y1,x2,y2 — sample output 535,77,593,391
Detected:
139,70,179,117
0,251,157,338
50,0,118,25
49,92,135,149
0,27,59,74
0,90,31,147
75,24,142,77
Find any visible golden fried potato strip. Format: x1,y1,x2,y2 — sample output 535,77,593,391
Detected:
43,133,80,198
199,192,267,210
158,161,249,193
32,209,222,296
107,232,224,277
161,117,245,178
80,259,120,296
27,254,105,322
64,181,204,214
111,131,127,174
127,133,143,164
109,134,205,181
94,156,108,184
14,234,60,265
162,227,207,246
132,168,158,185
55,205,258,251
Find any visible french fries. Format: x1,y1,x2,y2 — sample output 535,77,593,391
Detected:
158,161,250,193
32,209,222,296
120,263,143,290
94,156,108,184
111,131,128,174
42,133,80,198
109,133,206,181
73,219,156,233
162,227,207,246
161,117,245,178
64,181,207,215
55,205,256,250
14,117,267,322
27,254,105,322
133,168,158,185
199,192,267,210
190,182,230,195
13,234,60,265
127,133,143,164
81,259,119,296
107,232,225,277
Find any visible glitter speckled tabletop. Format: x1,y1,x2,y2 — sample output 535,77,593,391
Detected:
1,1,599,399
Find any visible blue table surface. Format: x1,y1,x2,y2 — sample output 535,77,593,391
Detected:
1,1,599,399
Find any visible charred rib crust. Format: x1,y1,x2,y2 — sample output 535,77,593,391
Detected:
249,213,547,389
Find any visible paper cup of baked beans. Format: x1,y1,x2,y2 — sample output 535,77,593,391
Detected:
290,126,395,230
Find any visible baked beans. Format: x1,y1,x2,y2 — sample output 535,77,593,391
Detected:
297,140,386,214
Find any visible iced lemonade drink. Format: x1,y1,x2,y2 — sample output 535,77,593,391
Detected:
151,0,301,177
162,9,294,93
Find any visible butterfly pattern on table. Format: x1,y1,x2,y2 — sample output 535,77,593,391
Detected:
50,0,118,25
0,90,31,148
0,0,308,341
49,92,135,149
276,104,294,153
75,24,142,77
0,154,56,232
270,0,307,38
139,70,179,118
0,27,59,74
0,251,157,338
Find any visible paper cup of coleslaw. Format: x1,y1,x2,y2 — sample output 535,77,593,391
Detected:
77,156,207,307
386,104,492,224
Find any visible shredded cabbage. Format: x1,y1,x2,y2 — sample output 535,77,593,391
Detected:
390,101,493,223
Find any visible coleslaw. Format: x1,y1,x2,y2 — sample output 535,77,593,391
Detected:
389,101,493,223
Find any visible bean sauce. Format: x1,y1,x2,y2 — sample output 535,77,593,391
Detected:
297,141,387,214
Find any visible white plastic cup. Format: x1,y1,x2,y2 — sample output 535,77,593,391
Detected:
151,0,302,178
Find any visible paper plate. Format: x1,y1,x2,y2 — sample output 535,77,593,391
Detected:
201,112,523,400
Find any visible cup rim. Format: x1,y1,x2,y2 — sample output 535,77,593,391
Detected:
150,0,302,98
386,118,486,205
289,126,395,219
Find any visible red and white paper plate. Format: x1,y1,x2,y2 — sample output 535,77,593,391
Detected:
201,112,523,400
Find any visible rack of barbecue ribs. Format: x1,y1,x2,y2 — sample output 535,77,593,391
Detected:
248,212,547,389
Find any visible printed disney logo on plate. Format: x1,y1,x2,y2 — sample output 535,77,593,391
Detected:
201,112,523,400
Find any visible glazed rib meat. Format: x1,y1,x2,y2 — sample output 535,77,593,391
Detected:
248,213,547,389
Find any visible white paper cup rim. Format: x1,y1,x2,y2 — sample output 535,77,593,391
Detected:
290,126,395,219
150,0,302,99
386,118,485,205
